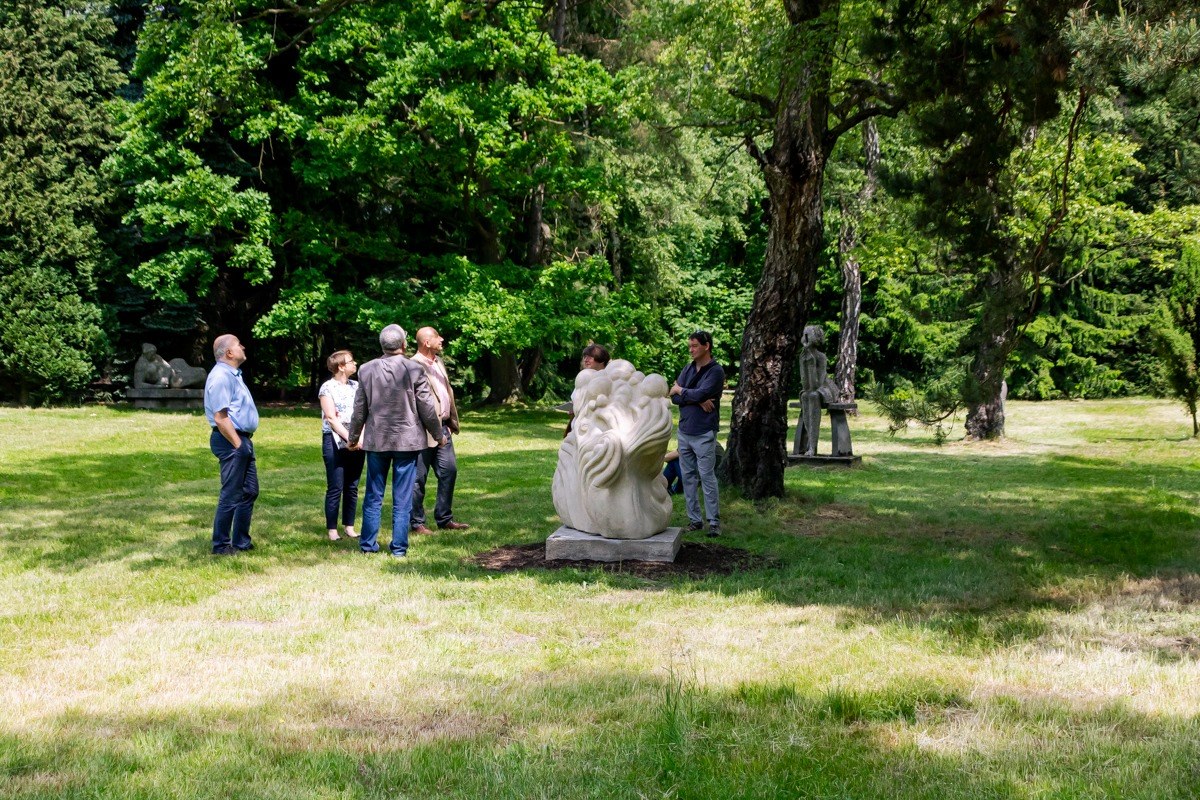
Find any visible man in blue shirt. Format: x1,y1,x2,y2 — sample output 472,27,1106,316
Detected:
669,330,725,537
204,334,260,555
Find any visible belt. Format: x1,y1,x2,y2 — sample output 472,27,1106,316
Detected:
212,428,253,438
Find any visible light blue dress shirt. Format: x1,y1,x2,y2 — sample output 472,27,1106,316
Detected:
204,362,260,432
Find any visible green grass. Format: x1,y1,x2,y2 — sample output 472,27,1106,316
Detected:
1,399,1198,799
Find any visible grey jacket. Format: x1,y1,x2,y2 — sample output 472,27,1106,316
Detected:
348,353,443,452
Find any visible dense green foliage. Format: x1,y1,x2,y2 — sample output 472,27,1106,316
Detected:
0,0,121,403
1155,242,1200,435
0,0,1197,413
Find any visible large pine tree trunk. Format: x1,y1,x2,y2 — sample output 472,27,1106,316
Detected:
724,1,834,499
963,262,1025,439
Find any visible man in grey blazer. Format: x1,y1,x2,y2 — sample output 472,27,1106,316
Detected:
347,324,444,557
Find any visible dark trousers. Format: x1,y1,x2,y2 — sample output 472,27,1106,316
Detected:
663,459,683,495
322,432,366,528
411,425,457,528
210,429,258,551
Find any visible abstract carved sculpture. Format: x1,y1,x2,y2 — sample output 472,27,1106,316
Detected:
552,359,673,539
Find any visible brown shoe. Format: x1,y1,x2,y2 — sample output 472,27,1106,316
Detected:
411,525,434,535
440,521,470,530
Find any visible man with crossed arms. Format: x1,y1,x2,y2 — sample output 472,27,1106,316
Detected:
410,326,470,533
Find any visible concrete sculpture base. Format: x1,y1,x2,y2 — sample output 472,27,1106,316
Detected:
787,454,862,467
546,526,682,563
126,387,205,409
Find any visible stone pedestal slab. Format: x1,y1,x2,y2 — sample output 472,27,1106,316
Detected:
786,454,862,467
546,526,682,563
125,387,205,409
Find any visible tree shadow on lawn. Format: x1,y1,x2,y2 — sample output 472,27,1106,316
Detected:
2,671,1198,799
0,440,369,573
5,440,1199,654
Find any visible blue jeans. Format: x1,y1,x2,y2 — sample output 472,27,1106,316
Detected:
322,432,366,529
678,429,719,526
361,450,420,555
210,429,259,551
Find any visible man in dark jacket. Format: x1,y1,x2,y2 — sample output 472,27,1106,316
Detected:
669,330,725,536
348,324,444,557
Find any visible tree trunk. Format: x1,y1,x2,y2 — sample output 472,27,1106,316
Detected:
520,346,544,396
835,254,862,403
607,224,622,286
834,119,878,403
725,1,835,499
552,0,568,48
963,263,1025,439
525,182,548,267
486,351,522,405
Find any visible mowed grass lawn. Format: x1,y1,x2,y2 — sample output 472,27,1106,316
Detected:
1,399,1199,799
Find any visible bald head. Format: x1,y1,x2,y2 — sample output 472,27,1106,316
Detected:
416,326,444,358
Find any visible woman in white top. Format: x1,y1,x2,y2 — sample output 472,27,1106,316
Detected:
318,350,366,541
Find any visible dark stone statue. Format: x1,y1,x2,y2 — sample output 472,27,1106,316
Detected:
133,344,206,389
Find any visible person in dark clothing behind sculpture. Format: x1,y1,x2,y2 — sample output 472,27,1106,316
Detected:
669,330,725,537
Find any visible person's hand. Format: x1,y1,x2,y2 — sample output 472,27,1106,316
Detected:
439,436,449,447
669,383,682,397
347,441,361,451
700,399,714,413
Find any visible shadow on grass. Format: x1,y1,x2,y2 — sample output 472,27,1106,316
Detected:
4,428,1199,654
2,671,1198,799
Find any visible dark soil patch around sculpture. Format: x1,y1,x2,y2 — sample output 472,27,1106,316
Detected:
473,541,768,579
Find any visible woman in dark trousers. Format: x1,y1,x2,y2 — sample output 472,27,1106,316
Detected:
318,350,366,540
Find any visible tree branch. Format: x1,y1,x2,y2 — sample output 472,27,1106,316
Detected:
825,100,905,148
1025,86,1090,315
743,134,768,170
728,88,777,117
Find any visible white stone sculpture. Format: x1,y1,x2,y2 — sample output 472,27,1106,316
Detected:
552,359,674,539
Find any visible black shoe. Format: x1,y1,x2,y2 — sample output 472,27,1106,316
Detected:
686,521,704,532
212,545,236,555
706,525,721,538
236,543,254,551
